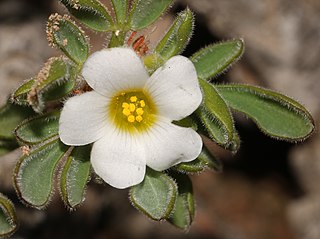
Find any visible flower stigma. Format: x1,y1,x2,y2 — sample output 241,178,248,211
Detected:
109,90,157,132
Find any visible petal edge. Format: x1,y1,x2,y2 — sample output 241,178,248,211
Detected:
145,56,202,121
144,118,203,171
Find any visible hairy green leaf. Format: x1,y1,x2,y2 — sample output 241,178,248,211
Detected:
60,145,91,209
168,173,194,230
198,79,238,150
130,0,173,30
0,193,18,238
111,0,129,24
12,79,35,106
14,140,69,208
191,39,244,81
12,57,76,111
216,84,315,140
130,168,177,220
60,0,113,31
15,111,60,145
175,145,222,173
47,14,89,64
0,102,34,140
173,116,197,131
150,8,193,68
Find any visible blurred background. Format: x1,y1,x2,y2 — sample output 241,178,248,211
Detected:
1,0,320,238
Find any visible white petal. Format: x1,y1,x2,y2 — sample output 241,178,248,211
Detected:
91,130,146,189
144,118,202,171
82,48,149,97
59,91,111,146
145,56,202,121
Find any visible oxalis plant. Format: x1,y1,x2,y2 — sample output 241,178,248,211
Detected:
0,0,315,236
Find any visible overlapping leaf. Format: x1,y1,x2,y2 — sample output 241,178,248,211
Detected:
111,0,129,24
130,169,177,220
198,79,239,150
15,111,60,145
14,139,69,208
175,145,222,173
168,174,194,230
60,145,91,209
12,57,77,111
0,102,34,141
0,194,18,238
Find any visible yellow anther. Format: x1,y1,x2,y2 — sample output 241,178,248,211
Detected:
136,108,144,115
140,100,146,107
122,108,131,116
127,115,135,123
130,96,138,102
122,102,129,108
129,103,136,112
136,115,143,122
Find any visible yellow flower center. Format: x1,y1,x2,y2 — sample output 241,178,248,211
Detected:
109,90,157,132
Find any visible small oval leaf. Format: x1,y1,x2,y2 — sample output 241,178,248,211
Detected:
216,84,315,141
153,8,194,65
191,39,244,81
175,145,222,173
47,14,89,64
198,79,238,150
60,0,113,32
0,193,18,238
130,0,173,30
60,145,91,209
168,173,194,230
0,102,34,140
130,168,177,220
14,140,69,208
15,111,60,145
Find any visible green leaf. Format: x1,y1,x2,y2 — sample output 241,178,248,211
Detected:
59,0,113,32
60,145,91,209
191,39,244,81
150,8,194,68
168,173,194,230
111,0,129,24
130,168,177,220
13,139,69,208
175,145,222,173
47,14,89,64
130,0,173,30
173,116,197,131
12,57,77,111
216,84,315,141
15,111,60,145
0,193,18,238
0,102,34,140
11,79,35,106
0,140,19,157
198,79,238,150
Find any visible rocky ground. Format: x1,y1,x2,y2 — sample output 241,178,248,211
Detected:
1,0,320,238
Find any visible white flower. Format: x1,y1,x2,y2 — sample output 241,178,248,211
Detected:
59,47,203,189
